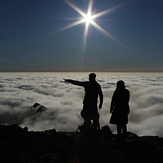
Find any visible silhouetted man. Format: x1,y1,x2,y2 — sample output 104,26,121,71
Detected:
65,73,103,133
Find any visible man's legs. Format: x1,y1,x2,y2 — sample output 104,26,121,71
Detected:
83,116,91,128
91,113,100,130
81,105,100,133
81,109,91,134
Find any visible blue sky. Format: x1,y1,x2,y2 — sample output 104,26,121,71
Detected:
0,0,163,72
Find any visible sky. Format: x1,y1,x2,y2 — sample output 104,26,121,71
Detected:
0,72,163,137
0,0,163,72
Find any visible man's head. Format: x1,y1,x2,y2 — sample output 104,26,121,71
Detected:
89,73,96,82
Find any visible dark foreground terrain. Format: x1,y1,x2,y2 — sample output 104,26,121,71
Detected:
0,124,163,163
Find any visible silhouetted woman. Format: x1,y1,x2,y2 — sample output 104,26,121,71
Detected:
110,80,130,140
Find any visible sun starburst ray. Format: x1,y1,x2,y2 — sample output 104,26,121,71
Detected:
55,19,85,33
87,0,93,16
64,0,86,18
82,0,94,55
92,3,126,19
91,20,130,52
82,21,89,56
91,20,122,46
53,0,128,60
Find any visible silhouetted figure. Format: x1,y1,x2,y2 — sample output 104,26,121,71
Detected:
65,73,103,133
110,80,130,141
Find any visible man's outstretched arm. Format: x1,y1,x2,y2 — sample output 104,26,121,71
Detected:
65,79,85,86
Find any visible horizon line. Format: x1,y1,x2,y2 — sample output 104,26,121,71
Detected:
0,71,162,73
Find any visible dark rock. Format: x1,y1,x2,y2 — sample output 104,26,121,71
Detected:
0,124,163,163
101,125,112,139
44,129,57,135
33,103,40,108
55,152,80,163
33,103,48,113
0,140,21,163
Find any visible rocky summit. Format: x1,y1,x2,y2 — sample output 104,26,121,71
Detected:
0,124,163,163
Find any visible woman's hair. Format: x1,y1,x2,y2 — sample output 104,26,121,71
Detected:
117,80,125,89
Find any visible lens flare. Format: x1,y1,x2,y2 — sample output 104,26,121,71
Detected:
49,0,128,64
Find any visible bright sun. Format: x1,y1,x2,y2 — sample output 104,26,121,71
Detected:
60,0,125,54
84,13,93,24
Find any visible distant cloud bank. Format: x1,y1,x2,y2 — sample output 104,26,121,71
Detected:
0,72,163,136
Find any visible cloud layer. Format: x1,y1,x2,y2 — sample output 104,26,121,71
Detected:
0,72,163,136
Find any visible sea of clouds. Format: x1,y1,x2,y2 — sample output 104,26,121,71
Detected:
0,72,163,136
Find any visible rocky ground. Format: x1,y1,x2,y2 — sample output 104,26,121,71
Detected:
0,124,163,163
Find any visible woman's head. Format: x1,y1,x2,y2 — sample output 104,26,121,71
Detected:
117,80,125,89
